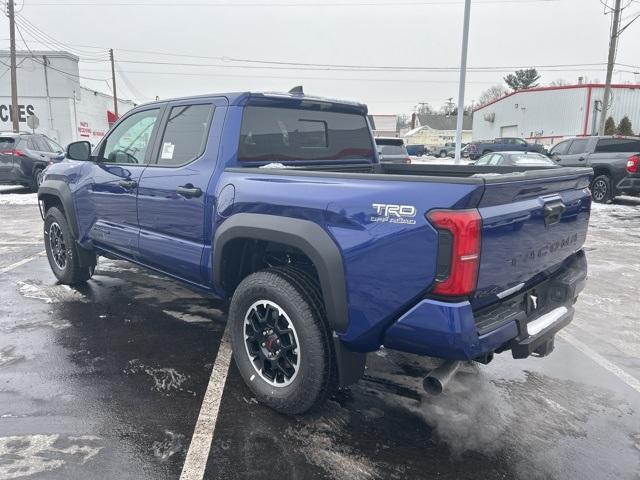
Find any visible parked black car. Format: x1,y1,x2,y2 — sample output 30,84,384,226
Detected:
474,151,558,167
549,136,640,203
0,132,65,191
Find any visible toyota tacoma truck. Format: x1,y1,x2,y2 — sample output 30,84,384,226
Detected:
38,90,591,414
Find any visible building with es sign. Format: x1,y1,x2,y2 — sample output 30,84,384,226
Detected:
0,50,134,147
472,83,640,145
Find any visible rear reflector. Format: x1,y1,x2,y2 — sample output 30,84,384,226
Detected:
627,155,639,174
404,157,412,164
427,209,482,296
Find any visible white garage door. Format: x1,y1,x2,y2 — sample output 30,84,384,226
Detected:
500,125,519,137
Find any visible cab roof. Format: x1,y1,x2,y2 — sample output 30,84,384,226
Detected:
141,90,368,115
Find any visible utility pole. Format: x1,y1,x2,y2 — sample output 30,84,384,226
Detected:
598,0,622,135
454,0,471,164
109,48,119,118
8,0,20,133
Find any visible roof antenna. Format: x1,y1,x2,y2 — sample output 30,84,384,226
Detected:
289,85,304,95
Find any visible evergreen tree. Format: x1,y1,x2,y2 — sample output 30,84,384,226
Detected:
616,116,634,136
504,69,541,91
604,116,616,135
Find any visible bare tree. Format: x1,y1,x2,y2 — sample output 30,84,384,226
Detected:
477,85,508,107
549,78,569,86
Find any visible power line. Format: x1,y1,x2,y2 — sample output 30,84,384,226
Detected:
15,14,109,59
24,0,564,6
11,37,611,72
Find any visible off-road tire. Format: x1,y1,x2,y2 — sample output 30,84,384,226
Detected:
44,207,95,284
591,174,612,203
229,266,335,415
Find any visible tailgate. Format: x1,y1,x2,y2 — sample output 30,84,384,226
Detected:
472,168,592,310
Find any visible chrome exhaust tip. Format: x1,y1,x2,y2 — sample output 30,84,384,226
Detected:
422,360,463,395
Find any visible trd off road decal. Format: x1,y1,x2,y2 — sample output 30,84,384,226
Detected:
370,203,417,225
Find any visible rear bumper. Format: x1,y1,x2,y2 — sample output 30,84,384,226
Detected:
616,176,640,195
383,251,587,361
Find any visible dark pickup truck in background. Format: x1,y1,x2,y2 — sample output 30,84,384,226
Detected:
468,137,546,160
549,135,640,203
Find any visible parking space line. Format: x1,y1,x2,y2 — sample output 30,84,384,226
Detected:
0,252,45,275
559,331,640,394
180,325,232,480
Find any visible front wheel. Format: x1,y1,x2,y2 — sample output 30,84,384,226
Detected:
439,150,447,158
44,207,95,284
229,267,334,414
591,174,612,203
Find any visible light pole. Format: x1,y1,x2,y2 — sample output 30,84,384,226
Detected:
454,0,471,164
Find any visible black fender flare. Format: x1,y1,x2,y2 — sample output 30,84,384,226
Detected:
213,213,348,333
38,179,80,238
38,180,96,268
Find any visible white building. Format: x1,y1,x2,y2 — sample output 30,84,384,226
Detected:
0,50,134,147
403,114,473,147
472,84,640,145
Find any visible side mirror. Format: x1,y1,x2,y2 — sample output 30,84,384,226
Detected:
66,141,92,161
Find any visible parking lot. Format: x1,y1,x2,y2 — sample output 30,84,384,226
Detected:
1,186,639,480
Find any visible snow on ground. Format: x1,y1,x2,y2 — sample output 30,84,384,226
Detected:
0,186,38,206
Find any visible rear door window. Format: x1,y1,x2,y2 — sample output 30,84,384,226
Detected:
239,106,374,162
155,104,214,167
595,138,640,153
567,138,588,155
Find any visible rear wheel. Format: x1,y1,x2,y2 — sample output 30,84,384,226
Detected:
32,167,45,191
44,207,95,284
439,150,447,158
229,267,334,414
591,174,612,203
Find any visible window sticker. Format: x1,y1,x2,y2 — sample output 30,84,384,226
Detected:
161,142,175,159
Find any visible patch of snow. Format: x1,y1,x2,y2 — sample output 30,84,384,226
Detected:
17,280,88,304
151,430,185,461
0,434,102,479
0,193,38,206
124,359,190,395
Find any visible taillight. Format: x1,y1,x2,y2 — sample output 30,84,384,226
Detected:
404,157,412,165
427,209,482,296
627,155,639,174
1,149,25,156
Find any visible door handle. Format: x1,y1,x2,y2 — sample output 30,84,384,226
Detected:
578,157,585,161
176,184,202,199
118,179,138,190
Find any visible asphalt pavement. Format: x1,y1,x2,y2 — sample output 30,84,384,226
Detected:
0,186,639,480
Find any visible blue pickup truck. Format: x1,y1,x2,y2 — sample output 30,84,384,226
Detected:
467,137,547,160
38,90,590,414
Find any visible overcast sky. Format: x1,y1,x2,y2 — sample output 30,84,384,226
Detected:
2,0,640,114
